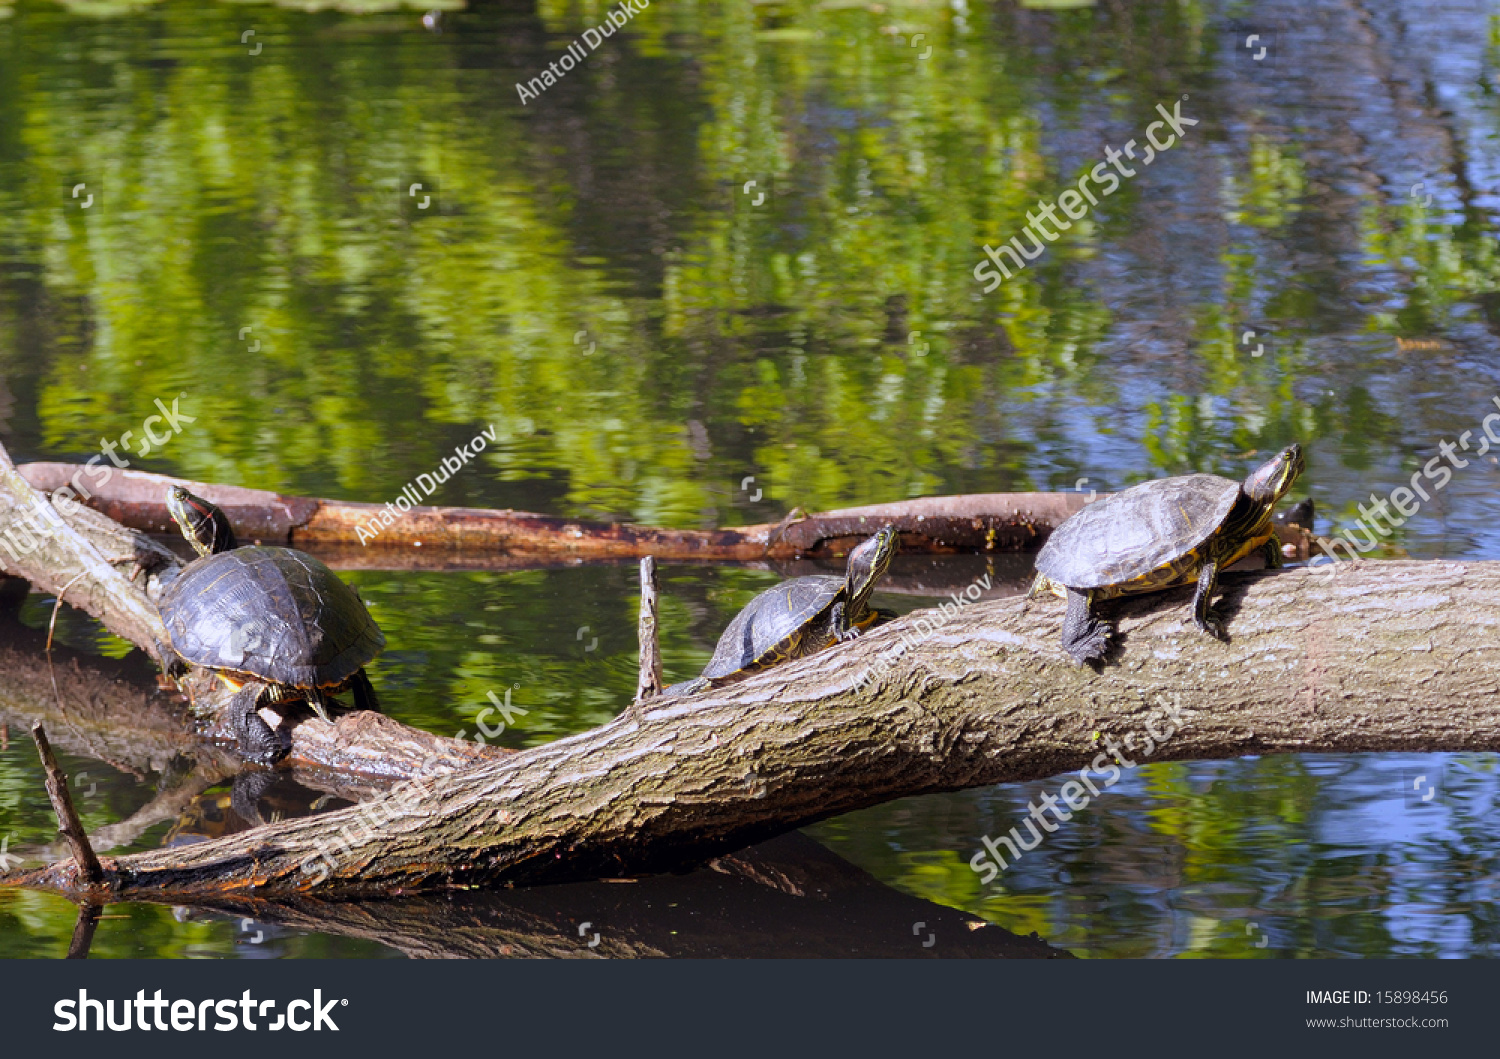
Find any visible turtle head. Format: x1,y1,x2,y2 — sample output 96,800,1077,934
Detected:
165,486,238,557
1243,444,1305,505
844,525,899,611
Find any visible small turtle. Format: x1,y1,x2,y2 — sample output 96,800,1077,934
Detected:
665,525,899,696
156,487,384,764
1026,445,1306,664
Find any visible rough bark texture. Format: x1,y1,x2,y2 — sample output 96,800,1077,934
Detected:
0,449,170,661
10,559,1499,900
1,617,1064,958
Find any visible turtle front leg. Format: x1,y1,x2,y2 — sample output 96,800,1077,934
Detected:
830,600,858,642
1060,587,1113,664
1261,534,1285,569
226,682,290,766
1190,560,1226,640
154,641,189,681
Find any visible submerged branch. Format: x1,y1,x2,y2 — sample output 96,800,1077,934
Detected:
30,724,104,883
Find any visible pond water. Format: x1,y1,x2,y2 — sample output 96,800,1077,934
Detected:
2,0,1500,958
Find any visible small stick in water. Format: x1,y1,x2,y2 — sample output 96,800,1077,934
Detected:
66,904,102,960
46,570,89,653
633,556,663,708
29,723,104,884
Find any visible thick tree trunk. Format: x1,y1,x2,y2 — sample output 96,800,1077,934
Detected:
9,558,1498,899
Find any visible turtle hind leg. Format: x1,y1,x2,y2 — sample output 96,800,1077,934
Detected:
226,682,290,766
1019,572,1049,615
1059,587,1113,664
350,669,381,713
1190,560,1227,640
304,687,334,724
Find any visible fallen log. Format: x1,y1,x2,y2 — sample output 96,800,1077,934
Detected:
15,460,1097,557
0,453,169,659
0,443,508,780
7,557,1496,900
0,614,1068,957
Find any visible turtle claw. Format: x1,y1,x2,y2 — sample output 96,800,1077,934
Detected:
306,695,334,724
226,684,290,766
1192,610,1228,642
1067,623,1114,665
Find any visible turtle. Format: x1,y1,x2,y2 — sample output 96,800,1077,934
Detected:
1025,444,1305,664
664,525,899,696
156,486,385,764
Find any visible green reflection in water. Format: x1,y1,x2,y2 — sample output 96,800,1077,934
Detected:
3,0,1500,960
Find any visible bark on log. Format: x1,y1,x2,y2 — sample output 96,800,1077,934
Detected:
15,461,1099,558
0,616,1070,957
7,558,1496,900
0,449,170,660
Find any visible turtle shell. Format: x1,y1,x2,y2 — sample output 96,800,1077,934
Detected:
159,545,384,690
700,575,844,681
1035,474,1241,590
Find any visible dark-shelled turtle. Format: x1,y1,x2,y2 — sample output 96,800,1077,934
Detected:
1026,445,1305,664
665,525,899,696
156,487,384,764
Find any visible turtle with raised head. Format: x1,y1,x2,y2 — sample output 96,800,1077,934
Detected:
664,525,899,696
1026,445,1306,664
156,487,385,764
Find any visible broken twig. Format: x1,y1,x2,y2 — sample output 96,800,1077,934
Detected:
29,723,104,884
634,556,663,704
